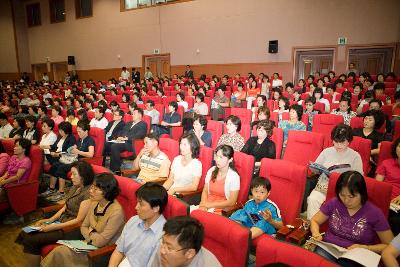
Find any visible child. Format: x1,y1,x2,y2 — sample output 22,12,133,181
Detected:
230,177,283,239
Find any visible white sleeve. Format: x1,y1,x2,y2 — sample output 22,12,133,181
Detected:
170,156,179,174
352,152,364,175
192,159,202,177
228,169,240,191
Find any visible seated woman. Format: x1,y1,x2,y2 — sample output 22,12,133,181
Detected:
376,138,400,235
191,114,212,147
8,117,25,140
273,96,290,122
307,124,363,219
251,94,267,121
40,173,124,267
331,97,357,125
246,80,261,110
251,106,272,128
39,118,57,150
176,92,188,112
163,133,202,195
22,115,40,145
304,97,320,131
46,120,94,202
278,104,306,147
242,120,276,167
66,109,79,126
217,115,245,152
192,93,208,115
313,87,330,113
210,87,229,121
311,171,393,265
352,109,385,158
0,138,32,224
16,161,93,267
230,82,246,108
191,144,240,214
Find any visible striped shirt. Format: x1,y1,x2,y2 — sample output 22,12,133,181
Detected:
138,151,171,182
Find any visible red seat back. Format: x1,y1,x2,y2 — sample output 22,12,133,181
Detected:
159,137,179,162
259,158,307,224
350,116,363,129
230,108,252,125
207,120,223,149
348,136,371,175
270,112,289,125
191,210,250,267
326,172,392,218
377,141,393,166
198,146,213,191
256,235,338,267
312,114,344,147
233,151,254,205
283,131,324,167
394,120,400,141
89,128,105,160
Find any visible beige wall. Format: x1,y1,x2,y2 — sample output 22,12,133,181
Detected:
3,0,400,80
0,0,18,73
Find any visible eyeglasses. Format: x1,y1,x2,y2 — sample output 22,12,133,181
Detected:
159,238,188,253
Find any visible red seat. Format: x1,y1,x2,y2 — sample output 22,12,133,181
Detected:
394,120,400,141
270,112,289,125
159,137,179,162
327,172,392,218
348,136,371,175
377,141,393,166
0,141,42,216
230,108,252,125
283,131,324,168
256,235,337,267
314,102,325,113
84,128,105,166
197,146,213,191
350,116,363,129
233,151,254,206
87,111,95,121
191,210,250,267
207,120,223,149
312,114,344,147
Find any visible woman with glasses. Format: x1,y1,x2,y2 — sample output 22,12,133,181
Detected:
306,124,363,220
41,172,124,267
16,161,94,267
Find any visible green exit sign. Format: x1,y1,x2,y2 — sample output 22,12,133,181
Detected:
338,37,348,45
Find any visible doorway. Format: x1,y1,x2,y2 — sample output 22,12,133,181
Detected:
31,63,48,81
294,49,335,82
51,61,68,82
348,47,395,75
142,53,171,78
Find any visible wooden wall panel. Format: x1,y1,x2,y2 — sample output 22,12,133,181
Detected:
0,72,21,80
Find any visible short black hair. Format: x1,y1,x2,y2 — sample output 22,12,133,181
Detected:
373,82,385,91
145,132,160,144
53,105,62,114
115,109,125,117
369,99,382,108
94,173,120,201
278,96,290,110
285,82,294,89
392,138,400,159
77,120,90,132
168,101,178,111
251,177,271,192
163,216,204,253
136,182,168,214
134,107,144,117
179,133,200,159
290,104,303,121
335,171,368,205
195,93,205,102
193,114,207,130
25,115,37,127
362,110,385,130
146,99,155,107
305,96,316,105
15,117,26,129
225,115,241,132
71,161,94,186
331,124,353,143
42,118,55,130
58,121,72,135
16,138,31,156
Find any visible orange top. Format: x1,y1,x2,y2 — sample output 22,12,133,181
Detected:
247,87,261,98
233,90,246,101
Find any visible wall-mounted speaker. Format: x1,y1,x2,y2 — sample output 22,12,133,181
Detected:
68,56,75,65
268,40,278,53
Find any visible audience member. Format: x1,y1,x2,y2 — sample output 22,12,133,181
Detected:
191,114,212,148
217,115,244,151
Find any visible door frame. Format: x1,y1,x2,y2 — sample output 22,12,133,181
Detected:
142,53,171,78
31,63,48,81
345,43,396,73
292,46,337,82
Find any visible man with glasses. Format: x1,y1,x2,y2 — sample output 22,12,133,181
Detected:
103,109,126,156
148,216,221,267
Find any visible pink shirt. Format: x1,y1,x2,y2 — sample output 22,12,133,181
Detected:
0,153,10,176
376,158,400,200
52,115,64,126
7,155,32,184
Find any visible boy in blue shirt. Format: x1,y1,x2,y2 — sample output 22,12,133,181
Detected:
230,177,283,239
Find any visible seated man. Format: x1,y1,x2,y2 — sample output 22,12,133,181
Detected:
148,216,222,267
230,177,283,239
131,133,171,184
109,107,147,173
152,101,181,137
104,109,126,155
144,100,160,125
108,183,168,267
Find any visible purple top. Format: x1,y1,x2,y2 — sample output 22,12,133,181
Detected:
320,198,390,248
6,155,32,184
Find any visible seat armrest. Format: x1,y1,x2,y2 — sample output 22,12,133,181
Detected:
179,189,203,197
41,204,64,214
121,169,140,176
87,244,116,259
222,203,241,217
148,177,167,185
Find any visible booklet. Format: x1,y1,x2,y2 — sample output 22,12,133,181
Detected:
309,240,381,267
22,221,61,233
56,240,98,253
390,202,400,213
308,162,352,176
108,140,126,144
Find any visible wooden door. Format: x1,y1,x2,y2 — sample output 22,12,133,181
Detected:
51,62,68,82
160,58,170,78
32,63,48,81
143,54,171,79
148,60,158,78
